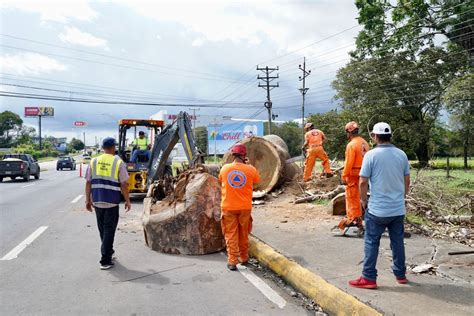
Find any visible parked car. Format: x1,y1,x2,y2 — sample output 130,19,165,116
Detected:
0,154,40,182
57,156,76,170
82,154,91,162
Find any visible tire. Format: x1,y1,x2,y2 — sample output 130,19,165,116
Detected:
57,167,60,171
23,171,30,182
0,177,3,182
34,170,40,179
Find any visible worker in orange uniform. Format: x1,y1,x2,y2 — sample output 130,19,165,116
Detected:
302,122,332,181
337,121,369,234
219,144,260,271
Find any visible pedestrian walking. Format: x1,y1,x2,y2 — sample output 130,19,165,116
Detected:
349,122,410,289
219,144,260,271
85,137,131,270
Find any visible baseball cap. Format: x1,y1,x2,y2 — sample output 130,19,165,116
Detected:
102,137,117,147
139,131,145,135
371,122,391,135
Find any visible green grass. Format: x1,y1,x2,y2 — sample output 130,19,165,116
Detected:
311,198,329,206
406,212,429,226
410,157,473,169
38,156,58,162
414,169,474,195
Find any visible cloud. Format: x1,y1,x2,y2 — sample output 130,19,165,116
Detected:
0,0,97,23
58,26,108,49
0,52,67,75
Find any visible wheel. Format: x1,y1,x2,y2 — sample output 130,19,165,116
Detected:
0,177,3,182
34,170,40,179
57,167,59,171
23,171,30,182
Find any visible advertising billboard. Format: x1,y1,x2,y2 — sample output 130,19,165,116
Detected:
207,121,264,155
24,106,54,117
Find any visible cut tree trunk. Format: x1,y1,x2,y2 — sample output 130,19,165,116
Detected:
143,172,225,255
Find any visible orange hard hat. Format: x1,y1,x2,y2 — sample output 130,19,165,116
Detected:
231,144,247,156
345,121,359,133
304,122,314,130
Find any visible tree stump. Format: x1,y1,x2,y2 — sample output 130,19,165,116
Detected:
143,172,225,255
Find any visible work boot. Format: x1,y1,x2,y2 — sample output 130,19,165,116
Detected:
349,277,377,289
227,264,237,271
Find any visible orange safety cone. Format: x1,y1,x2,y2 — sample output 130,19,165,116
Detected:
79,162,83,177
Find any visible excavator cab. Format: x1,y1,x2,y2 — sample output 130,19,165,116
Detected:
118,119,165,194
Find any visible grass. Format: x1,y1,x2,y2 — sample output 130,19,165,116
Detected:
406,212,429,226
38,156,58,162
311,199,329,206
410,157,473,169
413,168,474,196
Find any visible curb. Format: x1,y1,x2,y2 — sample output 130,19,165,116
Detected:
249,235,381,316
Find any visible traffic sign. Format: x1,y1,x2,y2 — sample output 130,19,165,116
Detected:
74,121,87,127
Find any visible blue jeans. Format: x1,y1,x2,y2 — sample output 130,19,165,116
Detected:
362,211,406,281
131,149,150,163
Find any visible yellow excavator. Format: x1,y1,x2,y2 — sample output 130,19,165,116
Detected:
117,112,202,194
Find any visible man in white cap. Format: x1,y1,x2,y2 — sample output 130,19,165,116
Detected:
349,122,410,289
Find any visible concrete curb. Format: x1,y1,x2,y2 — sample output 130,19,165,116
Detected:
249,235,381,316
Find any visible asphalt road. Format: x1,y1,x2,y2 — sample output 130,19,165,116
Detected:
0,159,309,315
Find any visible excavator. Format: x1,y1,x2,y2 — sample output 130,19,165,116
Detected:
117,111,202,195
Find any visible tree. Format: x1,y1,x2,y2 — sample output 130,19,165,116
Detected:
443,73,473,168
272,121,303,157
353,0,473,58
0,111,23,147
332,47,466,166
69,138,85,151
194,126,208,154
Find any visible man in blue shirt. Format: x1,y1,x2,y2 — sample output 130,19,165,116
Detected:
349,122,411,289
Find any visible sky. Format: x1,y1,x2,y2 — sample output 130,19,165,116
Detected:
0,0,360,144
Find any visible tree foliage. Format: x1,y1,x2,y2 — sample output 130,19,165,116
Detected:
272,121,303,157
0,111,24,147
354,0,474,58
194,126,208,154
68,138,85,151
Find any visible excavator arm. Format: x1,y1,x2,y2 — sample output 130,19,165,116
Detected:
147,111,203,185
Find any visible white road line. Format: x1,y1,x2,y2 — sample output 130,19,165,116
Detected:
71,194,83,204
1,226,48,260
21,183,36,188
237,265,287,309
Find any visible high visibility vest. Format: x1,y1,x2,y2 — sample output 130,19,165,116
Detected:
90,154,122,205
133,137,148,150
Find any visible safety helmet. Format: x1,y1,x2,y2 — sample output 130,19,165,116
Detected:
345,121,359,133
231,144,247,156
371,122,391,135
304,122,314,131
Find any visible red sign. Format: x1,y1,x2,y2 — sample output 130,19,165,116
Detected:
74,121,87,127
25,107,40,116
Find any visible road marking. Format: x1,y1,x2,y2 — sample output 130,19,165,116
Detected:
1,226,48,260
21,183,36,188
220,253,286,308
71,194,83,204
237,265,287,309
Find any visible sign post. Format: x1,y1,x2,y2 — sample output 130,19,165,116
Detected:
24,107,54,150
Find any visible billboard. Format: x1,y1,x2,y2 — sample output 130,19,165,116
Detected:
24,107,54,117
207,121,264,155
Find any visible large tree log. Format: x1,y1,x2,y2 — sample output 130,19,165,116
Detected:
143,172,225,255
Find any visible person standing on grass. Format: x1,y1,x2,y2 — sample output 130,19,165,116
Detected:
219,144,260,271
85,137,131,270
349,122,410,289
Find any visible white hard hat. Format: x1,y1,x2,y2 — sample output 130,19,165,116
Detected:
371,122,392,135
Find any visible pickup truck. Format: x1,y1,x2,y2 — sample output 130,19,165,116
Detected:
0,154,40,182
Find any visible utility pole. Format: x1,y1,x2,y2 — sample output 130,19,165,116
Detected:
38,115,42,150
189,107,200,138
83,132,86,154
299,57,311,143
257,66,279,134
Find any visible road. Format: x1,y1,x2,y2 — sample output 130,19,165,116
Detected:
0,159,309,315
